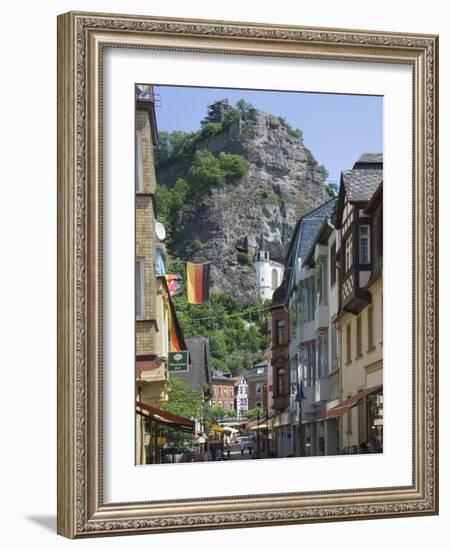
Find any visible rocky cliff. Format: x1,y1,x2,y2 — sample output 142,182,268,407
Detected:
156,108,329,302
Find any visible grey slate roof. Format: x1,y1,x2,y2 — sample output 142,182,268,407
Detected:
243,360,269,380
297,199,337,259
353,152,383,167
171,337,211,394
211,369,234,381
272,279,288,305
271,197,336,307
341,169,383,203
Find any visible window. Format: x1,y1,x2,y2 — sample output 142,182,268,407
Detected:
330,241,337,285
256,383,262,394
277,368,285,395
315,264,323,306
345,238,353,272
308,341,316,386
224,401,228,409
218,387,222,397
135,259,144,318
135,133,143,192
315,263,328,307
359,224,371,264
271,268,278,290
331,326,339,371
368,305,374,350
346,324,352,364
300,347,307,386
316,333,328,378
309,277,315,320
224,387,227,397
356,316,362,357
276,319,285,346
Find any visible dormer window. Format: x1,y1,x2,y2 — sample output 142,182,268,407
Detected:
345,238,353,272
359,225,371,264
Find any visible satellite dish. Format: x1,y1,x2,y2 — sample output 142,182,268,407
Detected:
155,221,166,241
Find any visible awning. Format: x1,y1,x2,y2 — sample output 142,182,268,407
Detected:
211,424,228,434
326,385,382,418
223,427,239,434
136,401,194,432
248,423,269,431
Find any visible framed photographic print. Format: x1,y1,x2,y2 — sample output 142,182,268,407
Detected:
57,11,439,538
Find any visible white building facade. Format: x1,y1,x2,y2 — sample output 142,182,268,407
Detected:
235,377,249,420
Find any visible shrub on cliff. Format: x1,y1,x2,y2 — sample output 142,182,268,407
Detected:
188,150,248,195
218,152,248,182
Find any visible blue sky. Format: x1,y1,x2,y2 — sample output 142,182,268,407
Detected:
152,85,383,184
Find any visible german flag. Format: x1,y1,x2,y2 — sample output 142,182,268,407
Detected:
167,293,187,352
187,262,210,304
162,277,187,352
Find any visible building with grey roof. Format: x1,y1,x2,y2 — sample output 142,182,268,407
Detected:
353,152,383,169
170,337,212,399
340,169,382,203
268,152,384,459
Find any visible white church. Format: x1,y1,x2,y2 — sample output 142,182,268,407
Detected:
253,250,284,301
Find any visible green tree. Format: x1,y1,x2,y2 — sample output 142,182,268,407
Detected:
218,152,248,182
221,108,240,129
172,290,270,376
205,405,236,425
186,239,206,258
237,251,253,266
163,378,204,419
325,182,338,198
246,406,265,420
154,178,190,242
154,130,195,166
188,150,226,194
277,116,303,140
319,164,330,180
155,183,174,229
235,99,254,119
195,122,223,143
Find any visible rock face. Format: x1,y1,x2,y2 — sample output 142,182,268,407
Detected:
156,109,329,303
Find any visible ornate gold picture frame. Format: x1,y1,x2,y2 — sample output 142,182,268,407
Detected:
57,11,438,538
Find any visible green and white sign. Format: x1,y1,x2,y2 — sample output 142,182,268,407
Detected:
168,351,189,372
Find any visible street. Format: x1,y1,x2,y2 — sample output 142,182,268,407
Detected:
225,442,253,460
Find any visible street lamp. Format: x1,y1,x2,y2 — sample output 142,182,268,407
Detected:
265,411,270,458
256,408,261,458
295,381,305,457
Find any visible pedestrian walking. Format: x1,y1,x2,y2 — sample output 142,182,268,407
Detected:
225,435,231,459
247,437,254,456
240,439,246,456
215,448,223,461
